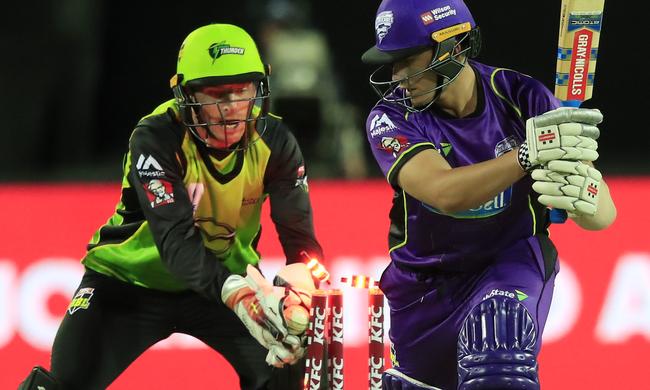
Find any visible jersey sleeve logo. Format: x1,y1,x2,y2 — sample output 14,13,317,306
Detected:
380,136,410,157
369,113,398,138
136,154,165,178
295,165,309,191
67,287,94,315
144,179,175,208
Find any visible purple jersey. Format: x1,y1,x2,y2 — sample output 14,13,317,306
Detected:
366,61,561,272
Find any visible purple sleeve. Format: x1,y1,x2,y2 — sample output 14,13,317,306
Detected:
516,76,562,119
493,69,562,134
365,105,436,187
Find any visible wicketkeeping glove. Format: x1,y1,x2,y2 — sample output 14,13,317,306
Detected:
531,160,602,216
221,264,303,367
273,263,316,337
517,107,602,171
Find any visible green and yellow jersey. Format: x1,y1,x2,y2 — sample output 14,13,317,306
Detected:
82,100,322,300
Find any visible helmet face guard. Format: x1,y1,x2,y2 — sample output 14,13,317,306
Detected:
369,28,480,113
171,76,271,151
171,24,271,151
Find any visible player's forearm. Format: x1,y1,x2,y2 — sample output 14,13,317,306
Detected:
570,179,616,230
401,150,525,214
157,221,234,299
269,186,324,263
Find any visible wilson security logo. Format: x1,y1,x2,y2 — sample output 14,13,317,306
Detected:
421,5,457,25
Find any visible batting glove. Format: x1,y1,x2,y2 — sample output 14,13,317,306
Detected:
517,107,602,171
531,160,602,217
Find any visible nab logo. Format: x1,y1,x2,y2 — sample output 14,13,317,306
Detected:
136,154,163,170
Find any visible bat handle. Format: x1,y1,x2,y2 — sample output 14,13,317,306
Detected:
549,100,583,224
550,208,568,223
561,100,582,108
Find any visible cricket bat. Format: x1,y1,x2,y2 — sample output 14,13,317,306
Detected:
551,0,605,223
555,0,605,107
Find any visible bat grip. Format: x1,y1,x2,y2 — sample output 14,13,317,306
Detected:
561,100,582,108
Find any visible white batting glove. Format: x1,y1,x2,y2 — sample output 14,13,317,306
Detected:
517,107,602,171
531,160,602,216
221,265,302,367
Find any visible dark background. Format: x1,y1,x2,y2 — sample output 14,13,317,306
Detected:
1,0,647,181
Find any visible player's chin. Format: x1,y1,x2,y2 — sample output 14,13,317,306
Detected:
410,95,434,108
212,134,245,148
210,125,245,137
411,96,431,108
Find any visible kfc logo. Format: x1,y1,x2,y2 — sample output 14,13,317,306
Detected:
144,179,175,208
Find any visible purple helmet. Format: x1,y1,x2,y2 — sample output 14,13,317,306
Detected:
363,0,481,111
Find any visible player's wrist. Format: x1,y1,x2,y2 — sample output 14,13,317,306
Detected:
221,274,252,309
516,142,537,173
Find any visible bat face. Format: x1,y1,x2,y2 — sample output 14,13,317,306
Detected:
555,0,605,104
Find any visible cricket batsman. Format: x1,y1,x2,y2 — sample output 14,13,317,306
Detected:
361,0,616,388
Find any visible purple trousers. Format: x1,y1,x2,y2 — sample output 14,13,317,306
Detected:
380,236,558,389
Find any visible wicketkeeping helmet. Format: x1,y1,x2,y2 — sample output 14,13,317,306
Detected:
170,24,271,150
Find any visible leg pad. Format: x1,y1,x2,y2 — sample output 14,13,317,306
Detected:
382,368,442,390
457,296,540,390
